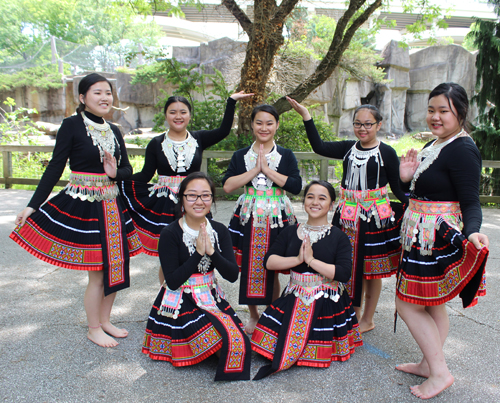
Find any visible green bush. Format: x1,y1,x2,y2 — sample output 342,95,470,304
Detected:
0,66,64,92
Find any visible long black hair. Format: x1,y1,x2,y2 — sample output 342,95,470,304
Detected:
175,172,216,219
76,73,113,114
428,82,469,129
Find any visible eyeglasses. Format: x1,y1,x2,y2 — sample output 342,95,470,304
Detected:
183,193,213,202
353,122,377,129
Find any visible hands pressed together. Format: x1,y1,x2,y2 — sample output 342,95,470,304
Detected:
196,222,215,256
297,235,314,267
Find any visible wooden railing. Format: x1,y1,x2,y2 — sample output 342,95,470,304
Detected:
2,144,500,203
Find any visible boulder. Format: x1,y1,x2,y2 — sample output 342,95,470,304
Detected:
406,45,477,131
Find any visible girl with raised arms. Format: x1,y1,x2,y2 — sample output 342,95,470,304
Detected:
287,97,407,333
121,91,253,280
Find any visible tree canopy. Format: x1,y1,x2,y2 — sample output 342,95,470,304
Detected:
0,0,165,71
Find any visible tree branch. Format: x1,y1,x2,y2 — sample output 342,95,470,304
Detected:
274,0,383,114
271,0,301,27
222,0,253,35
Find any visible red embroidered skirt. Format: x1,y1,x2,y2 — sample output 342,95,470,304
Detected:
396,199,488,308
142,279,251,381
120,176,185,256
251,274,362,379
10,173,143,295
333,187,404,307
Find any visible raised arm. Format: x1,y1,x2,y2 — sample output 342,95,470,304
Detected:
197,92,254,149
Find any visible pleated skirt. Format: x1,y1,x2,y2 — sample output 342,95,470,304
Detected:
10,191,142,271
228,209,294,305
142,286,251,381
396,219,488,308
251,290,362,378
120,180,178,256
333,201,404,307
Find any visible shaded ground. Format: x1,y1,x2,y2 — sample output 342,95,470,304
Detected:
0,189,499,402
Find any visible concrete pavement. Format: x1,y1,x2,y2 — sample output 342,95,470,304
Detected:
0,189,499,402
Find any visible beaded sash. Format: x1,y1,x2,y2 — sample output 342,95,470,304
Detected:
337,185,394,230
401,199,463,255
65,172,118,202
158,272,226,318
234,186,295,228
283,271,343,305
148,175,186,201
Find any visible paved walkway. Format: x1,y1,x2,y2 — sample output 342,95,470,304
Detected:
0,189,499,402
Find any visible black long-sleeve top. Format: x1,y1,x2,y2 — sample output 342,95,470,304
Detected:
222,145,302,195
159,219,239,290
263,225,352,283
401,136,482,236
132,98,237,182
28,112,132,210
304,119,408,203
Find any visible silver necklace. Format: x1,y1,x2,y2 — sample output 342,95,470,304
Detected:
81,112,120,164
182,218,219,274
345,141,382,190
299,223,332,245
410,129,465,192
244,142,282,189
162,131,199,173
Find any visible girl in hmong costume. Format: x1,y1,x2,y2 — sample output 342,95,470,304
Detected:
222,104,302,335
251,180,362,380
10,73,143,348
287,97,408,334
396,83,489,399
121,92,253,263
142,172,251,381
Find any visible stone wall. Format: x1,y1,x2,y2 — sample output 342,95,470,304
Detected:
0,39,479,137
406,45,477,132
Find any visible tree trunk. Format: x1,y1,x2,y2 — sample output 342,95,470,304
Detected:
223,0,299,137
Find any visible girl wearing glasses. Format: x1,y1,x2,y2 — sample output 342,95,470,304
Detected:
121,91,253,270
223,104,302,335
287,97,407,334
396,83,488,399
251,180,362,380
142,172,251,381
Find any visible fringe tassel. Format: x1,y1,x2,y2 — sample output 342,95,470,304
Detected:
401,199,463,255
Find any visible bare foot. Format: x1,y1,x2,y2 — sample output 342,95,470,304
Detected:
101,322,128,338
87,326,119,347
244,317,258,335
410,373,454,399
358,319,375,334
396,361,430,378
